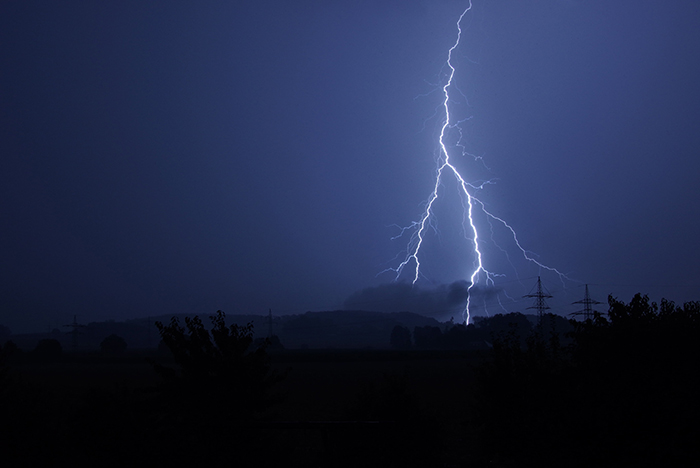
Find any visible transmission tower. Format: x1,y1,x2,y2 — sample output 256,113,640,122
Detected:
571,284,603,321
63,315,86,350
524,276,553,327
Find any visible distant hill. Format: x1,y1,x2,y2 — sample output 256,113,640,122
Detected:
7,310,574,351
9,319,157,352
276,310,442,349
130,309,443,349
7,310,443,351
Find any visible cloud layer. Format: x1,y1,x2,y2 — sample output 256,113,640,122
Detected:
344,281,501,320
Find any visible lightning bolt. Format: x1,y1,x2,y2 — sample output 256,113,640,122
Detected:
384,1,569,324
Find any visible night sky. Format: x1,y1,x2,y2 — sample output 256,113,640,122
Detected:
2,1,700,333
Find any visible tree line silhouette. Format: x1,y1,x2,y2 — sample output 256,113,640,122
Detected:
471,293,700,466
390,311,572,350
0,295,698,466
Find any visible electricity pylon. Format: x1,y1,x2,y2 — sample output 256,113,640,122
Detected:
524,276,553,328
63,315,86,350
571,284,603,321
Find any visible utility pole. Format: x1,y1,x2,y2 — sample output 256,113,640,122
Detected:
524,276,553,328
571,284,603,321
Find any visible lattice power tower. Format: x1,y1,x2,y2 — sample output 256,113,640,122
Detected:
571,284,603,321
524,276,553,328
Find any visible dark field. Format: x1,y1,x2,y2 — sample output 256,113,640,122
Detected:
3,349,485,467
4,298,700,467
271,350,479,417
13,349,481,398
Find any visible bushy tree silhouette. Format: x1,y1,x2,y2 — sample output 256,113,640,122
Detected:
33,338,62,360
389,325,411,349
0,341,11,390
0,324,11,343
413,325,442,349
100,334,127,354
471,294,700,467
154,311,282,418
148,311,284,465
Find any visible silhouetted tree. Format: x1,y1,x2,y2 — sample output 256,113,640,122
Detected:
0,341,23,407
389,325,411,349
253,334,284,350
0,324,10,343
0,340,19,385
608,292,658,324
471,294,700,467
478,312,533,347
442,323,484,349
154,312,281,415
150,311,284,464
100,334,127,354
413,325,442,349
0,341,11,388
1,340,18,358
33,338,62,360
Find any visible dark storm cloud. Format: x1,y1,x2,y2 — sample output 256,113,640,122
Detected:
343,280,500,319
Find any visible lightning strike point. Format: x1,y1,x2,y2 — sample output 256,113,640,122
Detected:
387,1,570,325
